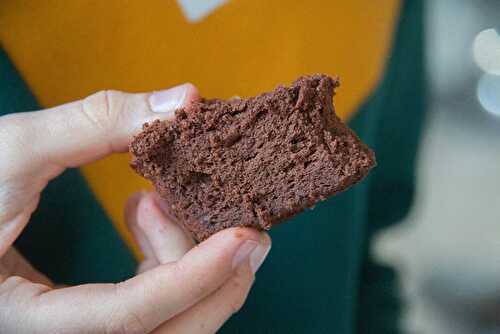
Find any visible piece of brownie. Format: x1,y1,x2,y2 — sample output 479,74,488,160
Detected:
130,74,375,241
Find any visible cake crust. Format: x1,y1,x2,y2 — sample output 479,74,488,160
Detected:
130,75,375,241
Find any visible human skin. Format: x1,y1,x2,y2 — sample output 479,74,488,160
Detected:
0,84,271,334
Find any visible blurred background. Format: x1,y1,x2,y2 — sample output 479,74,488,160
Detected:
1,1,499,333
375,0,500,333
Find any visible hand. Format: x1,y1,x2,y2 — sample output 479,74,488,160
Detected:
0,85,272,334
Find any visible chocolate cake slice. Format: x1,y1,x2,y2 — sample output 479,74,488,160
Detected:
130,74,375,241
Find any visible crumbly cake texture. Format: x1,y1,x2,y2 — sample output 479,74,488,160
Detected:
130,75,376,241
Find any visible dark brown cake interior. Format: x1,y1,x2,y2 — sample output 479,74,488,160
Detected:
130,75,375,241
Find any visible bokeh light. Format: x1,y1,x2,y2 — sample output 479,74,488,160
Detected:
477,73,500,117
473,28,500,75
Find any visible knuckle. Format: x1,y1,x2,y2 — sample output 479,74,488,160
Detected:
229,295,246,314
108,312,147,334
171,261,211,297
105,284,148,334
0,276,31,334
228,289,248,314
0,275,29,303
0,114,31,174
227,273,254,314
82,90,124,132
2,275,28,288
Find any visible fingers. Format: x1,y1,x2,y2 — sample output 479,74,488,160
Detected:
113,228,268,333
0,83,198,256
155,266,255,334
0,83,198,176
125,192,159,273
135,193,195,264
27,228,268,334
126,192,194,273
124,192,265,334
155,234,271,334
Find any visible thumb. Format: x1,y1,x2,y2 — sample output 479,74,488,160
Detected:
0,83,198,174
0,83,197,257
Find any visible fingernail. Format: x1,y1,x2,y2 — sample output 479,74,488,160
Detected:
149,83,190,114
249,234,271,273
232,234,271,273
232,240,259,270
152,192,169,213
